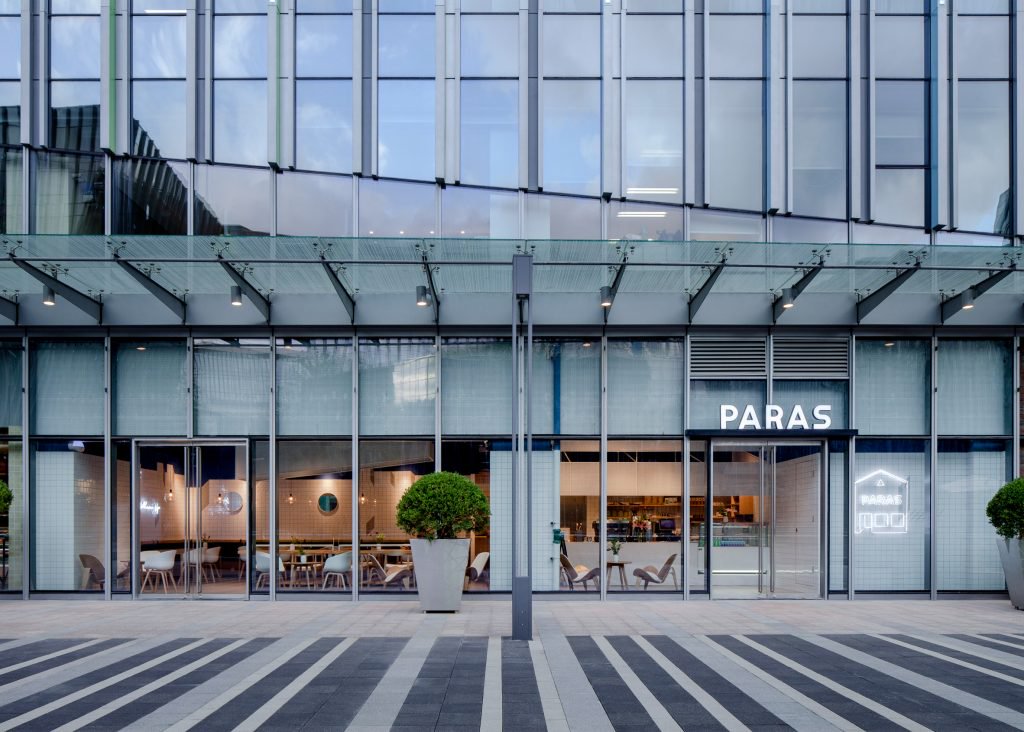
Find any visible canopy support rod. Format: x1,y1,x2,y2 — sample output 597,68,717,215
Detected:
112,255,186,323
9,257,101,322
856,264,921,323
320,254,355,324
940,266,1016,323
422,251,441,325
218,255,270,323
0,294,17,323
772,263,825,323
688,253,728,322
603,253,629,323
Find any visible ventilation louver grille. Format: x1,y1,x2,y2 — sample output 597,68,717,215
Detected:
690,339,767,378
772,339,849,379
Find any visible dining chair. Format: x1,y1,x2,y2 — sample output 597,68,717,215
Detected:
559,552,600,590
465,551,489,590
141,549,177,593
632,553,679,590
321,551,352,590
202,546,221,582
79,553,106,590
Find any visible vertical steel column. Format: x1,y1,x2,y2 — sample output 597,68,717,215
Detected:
130,440,139,597
701,4,710,206
866,0,876,221
847,334,856,601
511,254,532,639
202,0,213,161
606,0,620,200
599,333,607,600
20,335,28,599
185,0,198,162
267,0,281,167
444,0,458,184
1014,336,1020,480
269,337,277,601
948,1,959,231
521,0,533,192
1015,0,1024,241
36,0,48,148
683,0,695,206
186,335,194,439
103,336,111,600
19,0,31,149
434,334,441,468
436,0,447,185
849,0,863,221
682,334,690,600
930,0,949,231
351,336,360,602
352,0,363,175
930,334,938,599
369,0,379,175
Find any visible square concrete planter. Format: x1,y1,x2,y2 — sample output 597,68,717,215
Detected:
410,538,469,612
996,537,1024,610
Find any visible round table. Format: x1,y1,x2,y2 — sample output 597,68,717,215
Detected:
606,559,631,590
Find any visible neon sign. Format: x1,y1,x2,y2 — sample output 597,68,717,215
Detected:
720,404,832,430
854,469,908,535
140,499,161,516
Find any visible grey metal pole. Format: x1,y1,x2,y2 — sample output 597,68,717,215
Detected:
512,254,533,640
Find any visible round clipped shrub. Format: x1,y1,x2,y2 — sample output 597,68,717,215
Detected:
396,471,489,540
987,478,1024,541
0,480,10,514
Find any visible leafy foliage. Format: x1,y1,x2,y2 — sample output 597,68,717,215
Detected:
396,472,489,540
0,480,10,514
987,478,1024,540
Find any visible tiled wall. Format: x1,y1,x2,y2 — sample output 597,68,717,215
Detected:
936,449,1004,591
774,453,821,596
6,446,22,590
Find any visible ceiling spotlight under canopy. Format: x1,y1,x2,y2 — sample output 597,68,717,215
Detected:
600,286,614,308
230,285,243,307
42,286,55,307
416,285,430,307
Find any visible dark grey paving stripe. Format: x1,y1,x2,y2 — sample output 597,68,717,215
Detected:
893,635,1024,680
502,638,545,731
607,636,728,731
78,638,275,732
566,636,654,732
194,637,345,732
953,634,1024,657
0,638,199,722
256,636,406,731
0,639,131,686
14,639,235,731
709,635,900,731
777,634,1020,729
985,634,1024,647
0,638,93,667
392,636,488,732
645,635,789,729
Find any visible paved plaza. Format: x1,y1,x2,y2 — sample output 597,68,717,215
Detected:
0,598,1022,730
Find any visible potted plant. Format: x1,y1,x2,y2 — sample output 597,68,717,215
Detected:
987,478,1024,610
0,479,10,516
375,532,385,550
608,539,622,562
396,471,489,612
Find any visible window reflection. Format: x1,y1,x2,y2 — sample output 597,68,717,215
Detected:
0,17,19,79
524,195,600,239
874,16,925,78
542,16,600,77
113,158,189,235
708,80,762,210
358,338,436,436
378,15,435,77
50,16,101,80
460,80,517,188
277,172,353,236
132,15,187,79
461,15,518,77
792,81,846,219
442,187,518,238
358,178,436,236
543,80,600,196
379,80,434,180
791,15,846,78
296,80,352,173
132,81,186,159
608,201,684,241
214,15,267,78
50,81,100,152
957,16,1010,79
0,81,17,145
34,151,104,234
0,148,21,233
624,81,682,204
194,164,271,236
709,15,762,77
214,81,267,166
957,82,1010,235
296,15,353,78
690,208,763,241
876,81,926,166
624,15,682,78
875,169,924,228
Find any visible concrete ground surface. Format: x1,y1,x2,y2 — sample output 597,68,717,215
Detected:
0,598,1021,730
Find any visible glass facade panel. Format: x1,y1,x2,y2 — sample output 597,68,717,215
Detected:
551,440,598,591
708,15,762,78
542,15,600,77
30,341,104,436
957,82,1010,235
624,81,682,204
876,81,926,166
113,340,188,436
855,339,930,436
50,16,101,80
132,80,186,159
359,178,436,236
937,339,1011,436
791,15,846,78
378,80,434,181
442,187,518,237
132,15,186,79
31,440,104,591
0,147,22,233
277,172,353,236
296,14,353,78
0,343,19,434
461,15,518,77
276,440,354,593
690,380,766,430
852,439,930,592
378,15,435,77
442,440,491,592
460,80,518,188
0,80,19,145
875,168,924,227
113,158,188,234
49,81,101,152
690,208,764,241
0,439,23,591
193,338,271,436
957,16,1010,79
770,380,848,430
296,79,353,173
194,164,271,236
708,80,762,211
531,340,599,435
524,195,601,239
542,80,600,196
624,15,683,78
213,80,267,166
441,339,511,435
792,81,846,219
251,440,270,594
607,340,684,435
828,440,849,593
358,338,436,436
936,439,1007,591
213,15,267,78
34,151,104,233
874,16,926,78
609,201,685,241
0,16,19,79
276,339,353,436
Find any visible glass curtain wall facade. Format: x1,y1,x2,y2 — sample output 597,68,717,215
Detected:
0,2,1017,245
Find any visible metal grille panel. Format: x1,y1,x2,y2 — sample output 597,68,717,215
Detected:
690,339,767,378
772,338,850,379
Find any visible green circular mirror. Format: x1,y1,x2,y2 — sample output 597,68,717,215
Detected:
317,493,339,515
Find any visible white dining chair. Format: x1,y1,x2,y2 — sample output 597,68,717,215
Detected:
322,552,352,590
141,549,177,593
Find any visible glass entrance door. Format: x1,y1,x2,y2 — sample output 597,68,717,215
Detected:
135,442,249,598
709,442,823,599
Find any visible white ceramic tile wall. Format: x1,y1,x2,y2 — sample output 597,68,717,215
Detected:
278,479,352,541
774,453,821,596
936,449,1004,591
6,445,22,590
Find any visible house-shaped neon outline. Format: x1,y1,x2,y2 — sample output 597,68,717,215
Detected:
854,469,909,534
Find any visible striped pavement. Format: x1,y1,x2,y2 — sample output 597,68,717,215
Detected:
0,632,1023,730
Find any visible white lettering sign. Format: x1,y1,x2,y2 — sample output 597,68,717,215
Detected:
853,470,909,535
720,404,832,430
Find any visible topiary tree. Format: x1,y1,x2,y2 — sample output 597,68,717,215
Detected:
396,471,489,540
0,480,10,515
987,478,1024,540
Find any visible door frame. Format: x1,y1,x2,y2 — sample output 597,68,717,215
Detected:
707,438,827,599
131,439,250,600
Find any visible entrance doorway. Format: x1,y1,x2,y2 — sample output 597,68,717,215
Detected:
134,442,249,598
709,442,823,599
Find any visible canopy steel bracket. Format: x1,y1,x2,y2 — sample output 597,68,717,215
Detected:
319,253,356,324
9,256,102,322
0,293,17,323
688,250,729,322
217,255,270,323
856,253,925,323
421,249,441,325
773,251,829,323
112,253,186,323
603,249,630,323
940,265,1016,323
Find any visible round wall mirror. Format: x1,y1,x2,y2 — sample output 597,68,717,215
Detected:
318,493,339,515
223,491,244,514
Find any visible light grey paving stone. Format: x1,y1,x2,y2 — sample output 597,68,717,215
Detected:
804,634,1024,729
902,633,1024,671
481,635,502,732
536,620,613,732
592,636,682,732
